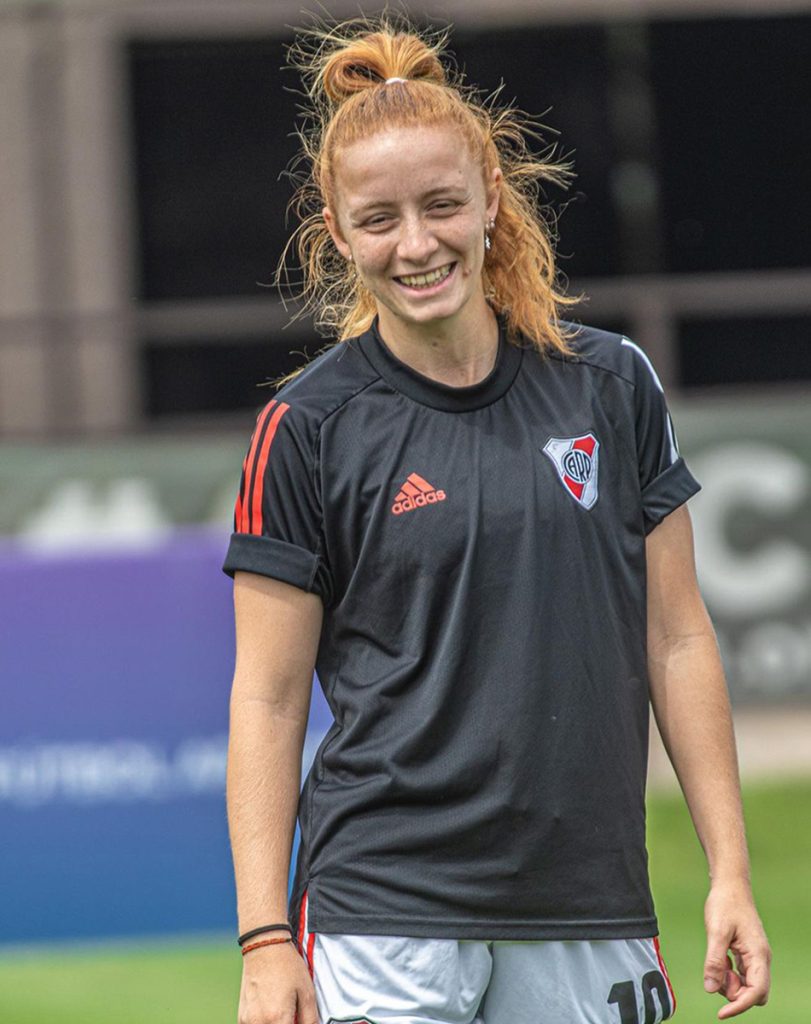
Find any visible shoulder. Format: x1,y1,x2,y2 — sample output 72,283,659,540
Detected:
259,335,382,439
545,322,662,392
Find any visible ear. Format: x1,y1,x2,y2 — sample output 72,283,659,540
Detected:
323,207,352,261
486,166,502,223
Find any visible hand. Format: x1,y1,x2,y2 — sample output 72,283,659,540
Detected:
238,940,320,1024
703,883,771,1019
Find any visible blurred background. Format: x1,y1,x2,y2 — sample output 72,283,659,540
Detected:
1,0,809,1020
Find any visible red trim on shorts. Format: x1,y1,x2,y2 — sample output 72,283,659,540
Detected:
297,889,308,951
306,930,316,976
654,935,677,1015
296,889,315,979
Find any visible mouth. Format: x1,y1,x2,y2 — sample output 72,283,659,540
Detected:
394,262,456,292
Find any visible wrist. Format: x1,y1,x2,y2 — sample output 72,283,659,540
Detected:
237,921,294,947
706,875,755,903
241,935,295,957
708,865,752,888
707,851,751,887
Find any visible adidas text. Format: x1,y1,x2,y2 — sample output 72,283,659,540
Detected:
392,490,446,515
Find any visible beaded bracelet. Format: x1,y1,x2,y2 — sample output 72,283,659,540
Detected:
241,936,294,956
238,922,293,946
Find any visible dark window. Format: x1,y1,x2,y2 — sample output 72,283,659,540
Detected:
142,334,318,417
650,16,811,273
128,38,300,301
678,316,811,388
453,25,616,278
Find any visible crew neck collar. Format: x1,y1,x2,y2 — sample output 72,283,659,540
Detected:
358,317,524,412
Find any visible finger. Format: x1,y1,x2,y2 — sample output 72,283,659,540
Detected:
746,959,772,1006
717,985,763,1019
721,968,742,1001
297,989,320,1024
716,963,771,1020
704,942,732,994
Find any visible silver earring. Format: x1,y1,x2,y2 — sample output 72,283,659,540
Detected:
484,218,495,252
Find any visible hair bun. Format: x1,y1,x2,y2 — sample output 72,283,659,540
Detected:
319,29,446,106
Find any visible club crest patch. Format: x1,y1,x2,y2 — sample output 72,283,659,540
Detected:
542,433,600,510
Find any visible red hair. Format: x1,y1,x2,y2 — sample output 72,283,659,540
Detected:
278,16,578,361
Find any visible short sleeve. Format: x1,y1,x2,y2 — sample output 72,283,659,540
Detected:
622,337,701,534
222,398,332,601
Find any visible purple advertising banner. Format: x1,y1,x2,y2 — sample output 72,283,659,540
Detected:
0,531,332,945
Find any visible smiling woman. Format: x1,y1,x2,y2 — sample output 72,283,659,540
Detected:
223,14,770,1024
322,124,503,380
280,18,577,373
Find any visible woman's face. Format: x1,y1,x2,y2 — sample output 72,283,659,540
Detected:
324,124,501,334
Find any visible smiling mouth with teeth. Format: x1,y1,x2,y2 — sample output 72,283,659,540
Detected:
395,263,455,289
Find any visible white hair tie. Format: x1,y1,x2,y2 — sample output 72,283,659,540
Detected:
385,77,407,85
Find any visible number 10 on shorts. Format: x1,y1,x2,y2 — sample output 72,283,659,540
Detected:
608,970,674,1023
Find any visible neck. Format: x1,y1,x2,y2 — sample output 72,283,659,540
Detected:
376,299,500,388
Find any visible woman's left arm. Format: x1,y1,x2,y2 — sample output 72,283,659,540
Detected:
646,504,772,1020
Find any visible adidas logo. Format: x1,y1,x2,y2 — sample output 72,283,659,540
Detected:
391,472,447,515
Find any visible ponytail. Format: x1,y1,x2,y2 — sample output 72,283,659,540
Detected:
277,15,578,367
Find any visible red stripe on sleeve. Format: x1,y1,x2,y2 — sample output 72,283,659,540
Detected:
249,401,290,536
238,401,277,534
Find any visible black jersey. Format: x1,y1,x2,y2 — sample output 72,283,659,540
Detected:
223,319,700,941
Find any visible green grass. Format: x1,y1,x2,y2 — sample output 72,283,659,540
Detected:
0,942,241,1024
1,780,808,1023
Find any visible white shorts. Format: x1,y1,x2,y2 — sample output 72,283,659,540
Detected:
297,898,676,1024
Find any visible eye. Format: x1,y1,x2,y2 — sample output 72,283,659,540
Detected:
430,199,458,213
363,213,394,229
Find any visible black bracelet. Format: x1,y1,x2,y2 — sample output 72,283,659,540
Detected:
238,922,293,947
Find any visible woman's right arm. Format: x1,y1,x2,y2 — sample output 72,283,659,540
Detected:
227,570,324,1024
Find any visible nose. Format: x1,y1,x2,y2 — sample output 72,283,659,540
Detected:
396,214,439,266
